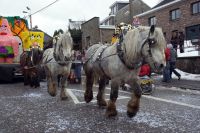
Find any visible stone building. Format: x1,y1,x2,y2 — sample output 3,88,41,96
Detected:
136,0,200,44
81,17,115,49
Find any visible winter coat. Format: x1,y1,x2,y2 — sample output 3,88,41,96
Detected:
170,48,177,62
139,64,151,77
170,36,178,49
165,48,170,61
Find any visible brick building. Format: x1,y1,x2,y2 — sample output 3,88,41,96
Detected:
82,0,150,49
136,0,200,43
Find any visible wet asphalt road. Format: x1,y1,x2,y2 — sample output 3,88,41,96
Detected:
0,79,200,133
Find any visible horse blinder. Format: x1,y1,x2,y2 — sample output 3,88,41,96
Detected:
148,38,156,47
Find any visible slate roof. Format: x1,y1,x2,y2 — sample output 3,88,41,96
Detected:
153,0,176,8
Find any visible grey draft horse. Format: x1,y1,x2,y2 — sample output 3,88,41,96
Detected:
42,31,73,100
84,25,166,117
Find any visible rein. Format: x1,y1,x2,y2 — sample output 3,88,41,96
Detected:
116,26,156,70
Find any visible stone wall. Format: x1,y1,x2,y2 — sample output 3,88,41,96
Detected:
81,17,100,49
176,56,200,74
81,17,115,49
100,28,115,44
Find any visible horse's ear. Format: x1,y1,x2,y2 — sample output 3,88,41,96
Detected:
150,25,155,33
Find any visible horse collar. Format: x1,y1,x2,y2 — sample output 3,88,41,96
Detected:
117,42,141,70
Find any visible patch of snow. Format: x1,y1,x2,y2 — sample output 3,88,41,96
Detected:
177,40,200,57
172,69,200,81
23,93,42,98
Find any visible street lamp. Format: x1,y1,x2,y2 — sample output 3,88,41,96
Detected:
23,6,32,29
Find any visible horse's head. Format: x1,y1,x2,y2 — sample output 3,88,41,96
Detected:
30,45,43,66
139,25,166,72
54,31,73,63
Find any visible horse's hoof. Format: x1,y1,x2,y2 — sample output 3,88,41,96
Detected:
97,100,107,107
127,111,137,118
24,83,29,86
48,91,56,97
105,109,118,117
84,93,93,103
61,96,68,100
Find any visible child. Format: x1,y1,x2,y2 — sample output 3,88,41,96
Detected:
139,63,154,95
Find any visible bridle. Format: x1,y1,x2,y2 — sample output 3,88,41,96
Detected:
117,26,157,70
30,45,43,66
53,35,72,66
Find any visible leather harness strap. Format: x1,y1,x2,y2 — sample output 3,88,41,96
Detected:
96,46,111,80
117,42,142,70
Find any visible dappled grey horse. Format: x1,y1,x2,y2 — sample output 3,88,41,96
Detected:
84,25,166,117
42,31,73,100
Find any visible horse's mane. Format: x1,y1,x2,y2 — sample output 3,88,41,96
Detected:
56,31,73,49
123,26,166,61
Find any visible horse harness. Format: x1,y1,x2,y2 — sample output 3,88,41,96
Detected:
118,25,157,69
86,25,157,78
96,45,111,79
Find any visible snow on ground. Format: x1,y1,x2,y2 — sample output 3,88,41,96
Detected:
166,40,200,81
177,40,200,57
172,69,200,81
154,69,200,81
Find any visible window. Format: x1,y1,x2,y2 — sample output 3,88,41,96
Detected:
148,16,156,26
192,1,200,14
186,25,200,40
111,5,117,15
170,9,181,20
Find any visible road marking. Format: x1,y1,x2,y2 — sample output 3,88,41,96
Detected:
65,88,129,104
66,87,200,110
143,95,200,110
66,89,80,104
105,87,200,110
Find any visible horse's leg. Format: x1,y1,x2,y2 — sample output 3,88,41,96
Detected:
35,75,40,88
46,67,57,96
30,71,35,88
84,69,94,103
23,70,29,85
60,75,68,100
35,70,40,88
127,79,142,118
97,77,107,107
105,80,119,117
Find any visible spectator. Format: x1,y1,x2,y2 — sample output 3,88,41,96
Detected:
132,16,140,28
170,31,179,51
111,33,119,45
139,64,151,77
139,63,153,95
169,44,181,80
178,32,185,53
74,50,82,84
162,44,171,82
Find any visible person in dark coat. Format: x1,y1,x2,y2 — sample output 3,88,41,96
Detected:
169,44,181,80
178,32,185,53
170,31,179,51
74,50,82,84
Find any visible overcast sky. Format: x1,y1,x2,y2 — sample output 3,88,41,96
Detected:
0,0,160,36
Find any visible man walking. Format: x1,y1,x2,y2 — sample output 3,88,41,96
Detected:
169,44,181,80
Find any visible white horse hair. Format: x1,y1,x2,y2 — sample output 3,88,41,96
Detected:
42,31,73,100
84,25,166,117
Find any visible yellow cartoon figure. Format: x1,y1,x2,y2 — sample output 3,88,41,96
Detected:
22,31,44,51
